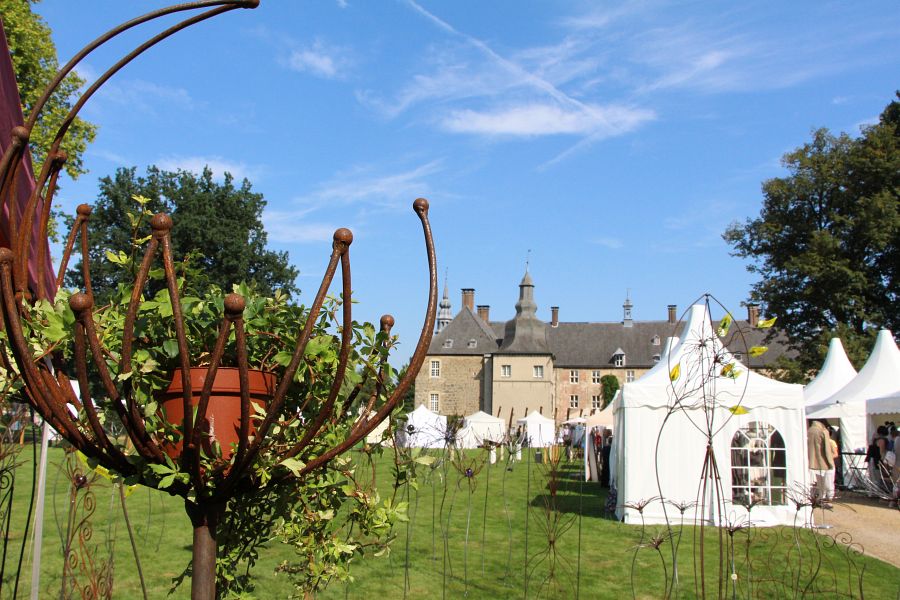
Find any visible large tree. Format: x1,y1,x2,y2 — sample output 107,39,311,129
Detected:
0,0,96,178
68,166,299,301
724,94,900,375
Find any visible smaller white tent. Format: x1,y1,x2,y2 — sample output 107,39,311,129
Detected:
806,330,900,453
867,393,900,439
396,404,448,448
456,410,507,448
804,338,857,407
516,411,555,448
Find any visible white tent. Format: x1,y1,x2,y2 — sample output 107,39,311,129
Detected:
516,411,555,448
613,304,809,527
456,410,507,448
396,404,447,448
804,338,857,407
806,330,900,453
867,393,900,441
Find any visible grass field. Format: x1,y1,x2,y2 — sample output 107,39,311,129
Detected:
1,444,898,599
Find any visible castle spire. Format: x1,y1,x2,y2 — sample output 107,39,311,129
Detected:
436,269,452,333
623,288,633,327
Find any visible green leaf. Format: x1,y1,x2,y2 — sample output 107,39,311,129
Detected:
279,457,305,476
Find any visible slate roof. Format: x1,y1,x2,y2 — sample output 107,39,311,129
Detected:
430,313,790,368
427,305,499,355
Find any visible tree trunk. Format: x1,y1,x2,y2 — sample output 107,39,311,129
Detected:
186,501,223,600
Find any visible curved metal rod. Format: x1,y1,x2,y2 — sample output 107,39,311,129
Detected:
34,153,67,300
19,2,254,292
54,204,93,296
297,198,437,477
227,230,349,478
279,247,355,461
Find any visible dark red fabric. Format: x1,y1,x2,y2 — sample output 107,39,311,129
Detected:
0,18,58,298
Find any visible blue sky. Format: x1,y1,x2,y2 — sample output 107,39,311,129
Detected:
33,1,900,364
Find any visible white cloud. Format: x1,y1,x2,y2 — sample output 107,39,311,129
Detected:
89,148,131,166
262,214,337,244
336,0,348,7
592,237,624,250
98,79,196,112
156,155,257,181
441,102,654,137
286,39,349,79
297,160,442,210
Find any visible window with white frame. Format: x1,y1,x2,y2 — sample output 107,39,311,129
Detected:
467,339,477,348
569,394,579,408
430,360,440,378
730,422,787,506
501,364,511,378
442,339,453,348
533,365,544,378
592,370,601,384
652,354,661,363
591,395,601,409
429,393,440,412
626,370,635,383
570,370,579,383
733,351,743,362
613,354,625,367
651,335,661,346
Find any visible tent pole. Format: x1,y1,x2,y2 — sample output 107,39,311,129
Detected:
29,419,51,600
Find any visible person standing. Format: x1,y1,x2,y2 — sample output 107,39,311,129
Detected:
808,419,835,505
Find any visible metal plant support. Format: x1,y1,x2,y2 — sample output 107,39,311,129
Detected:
0,2,437,598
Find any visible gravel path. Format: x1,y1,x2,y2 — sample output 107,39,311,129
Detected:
813,492,900,568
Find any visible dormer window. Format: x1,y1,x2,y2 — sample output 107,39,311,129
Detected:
611,347,626,367
467,339,477,348
652,354,661,363
651,335,660,346
443,339,453,349
733,351,743,362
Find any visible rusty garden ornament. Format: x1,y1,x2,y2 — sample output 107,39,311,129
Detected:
0,2,437,598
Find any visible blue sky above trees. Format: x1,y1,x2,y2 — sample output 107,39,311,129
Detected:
34,0,900,363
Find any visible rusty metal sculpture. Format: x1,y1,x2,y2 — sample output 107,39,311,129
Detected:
0,2,437,598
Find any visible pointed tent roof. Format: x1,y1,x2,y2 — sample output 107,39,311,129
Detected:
804,338,857,407
808,330,900,411
499,269,550,354
618,304,802,410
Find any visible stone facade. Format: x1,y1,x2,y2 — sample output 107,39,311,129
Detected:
414,354,483,417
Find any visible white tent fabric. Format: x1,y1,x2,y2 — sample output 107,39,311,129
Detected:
516,411,555,447
804,338,857,407
396,404,447,448
613,304,809,527
866,393,900,443
456,411,507,448
806,330,900,453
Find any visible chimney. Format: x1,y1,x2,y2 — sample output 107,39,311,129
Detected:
477,305,490,322
747,303,759,327
667,304,677,324
461,288,475,311
551,306,559,327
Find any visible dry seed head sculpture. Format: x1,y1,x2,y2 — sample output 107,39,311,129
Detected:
0,2,436,598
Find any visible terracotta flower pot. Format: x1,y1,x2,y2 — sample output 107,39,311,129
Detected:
158,367,275,460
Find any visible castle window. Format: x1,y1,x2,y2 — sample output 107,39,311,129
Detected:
591,395,601,409
626,370,635,383
731,422,787,506
501,364,511,378
429,393,440,412
569,395,579,408
733,351,743,362
652,354,661,363
467,339,477,348
570,370,579,383
592,370,601,384
533,365,544,378
430,360,441,378
651,335,661,346
442,339,453,349
613,354,625,367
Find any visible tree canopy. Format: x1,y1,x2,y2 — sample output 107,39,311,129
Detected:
0,0,97,179
67,166,299,301
724,93,900,375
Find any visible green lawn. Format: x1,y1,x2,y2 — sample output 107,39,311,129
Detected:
2,445,898,599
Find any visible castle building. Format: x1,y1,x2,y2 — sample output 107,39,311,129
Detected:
415,270,788,425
